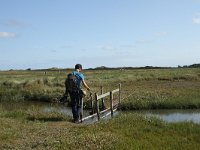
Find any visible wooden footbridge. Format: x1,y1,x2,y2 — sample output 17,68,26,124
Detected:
80,83,122,124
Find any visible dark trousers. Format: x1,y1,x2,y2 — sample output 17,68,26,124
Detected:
69,91,82,121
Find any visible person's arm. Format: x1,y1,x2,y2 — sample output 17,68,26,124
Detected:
82,80,90,91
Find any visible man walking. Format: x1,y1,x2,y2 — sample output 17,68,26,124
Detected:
68,64,90,123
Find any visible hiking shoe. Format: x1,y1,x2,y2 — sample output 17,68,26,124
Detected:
73,119,80,124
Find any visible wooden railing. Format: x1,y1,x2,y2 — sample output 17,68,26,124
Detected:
81,83,121,123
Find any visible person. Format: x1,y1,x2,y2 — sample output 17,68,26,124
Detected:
68,64,90,123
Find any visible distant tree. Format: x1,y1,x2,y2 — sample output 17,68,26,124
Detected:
95,66,108,70
188,64,200,68
49,67,59,70
144,66,153,69
27,68,31,71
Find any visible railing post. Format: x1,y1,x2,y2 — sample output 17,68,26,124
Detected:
80,97,83,123
95,93,100,121
90,93,94,114
119,83,121,106
110,91,113,117
101,86,105,109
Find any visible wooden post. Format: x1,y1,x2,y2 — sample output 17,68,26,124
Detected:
80,97,83,123
101,86,105,109
110,91,113,117
90,93,94,114
119,83,122,106
95,93,100,120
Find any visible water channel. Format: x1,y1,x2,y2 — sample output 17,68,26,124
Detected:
135,109,200,124
1,101,200,124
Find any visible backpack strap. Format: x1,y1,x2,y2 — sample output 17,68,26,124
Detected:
72,71,79,82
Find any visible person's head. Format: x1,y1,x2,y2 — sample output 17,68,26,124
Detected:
75,64,82,71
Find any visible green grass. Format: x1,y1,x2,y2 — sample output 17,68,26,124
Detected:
0,68,200,109
0,68,200,149
0,68,200,97
120,80,200,110
0,107,200,149
0,71,65,102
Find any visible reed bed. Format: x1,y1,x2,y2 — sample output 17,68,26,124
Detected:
1,68,200,109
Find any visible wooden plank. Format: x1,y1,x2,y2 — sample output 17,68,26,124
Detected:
97,91,110,100
101,107,118,119
100,107,110,114
112,88,119,94
82,113,97,121
82,107,118,122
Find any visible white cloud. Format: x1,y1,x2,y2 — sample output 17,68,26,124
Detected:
120,44,135,49
135,39,154,44
193,17,200,24
193,13,200,25
155,31,167,36
0,32,16,38
99,45,118,51
1,20,30,28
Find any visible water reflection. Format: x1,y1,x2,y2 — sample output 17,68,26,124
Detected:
0,101,72,116
0,101,91,118
138,109,200,124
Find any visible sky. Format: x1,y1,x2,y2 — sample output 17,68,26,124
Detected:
0,0,200,70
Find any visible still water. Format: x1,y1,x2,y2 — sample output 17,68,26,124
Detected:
0,100,90,118
136,109,200,124
1,101,200,123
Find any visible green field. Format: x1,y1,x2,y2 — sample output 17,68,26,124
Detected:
1,68,200,109
0,68,200,149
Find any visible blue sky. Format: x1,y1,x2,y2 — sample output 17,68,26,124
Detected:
0,0,200,70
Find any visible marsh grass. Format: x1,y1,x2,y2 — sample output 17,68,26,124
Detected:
120,80,200,110
1,68,200,149
0,75,64,102
1,68,200,109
